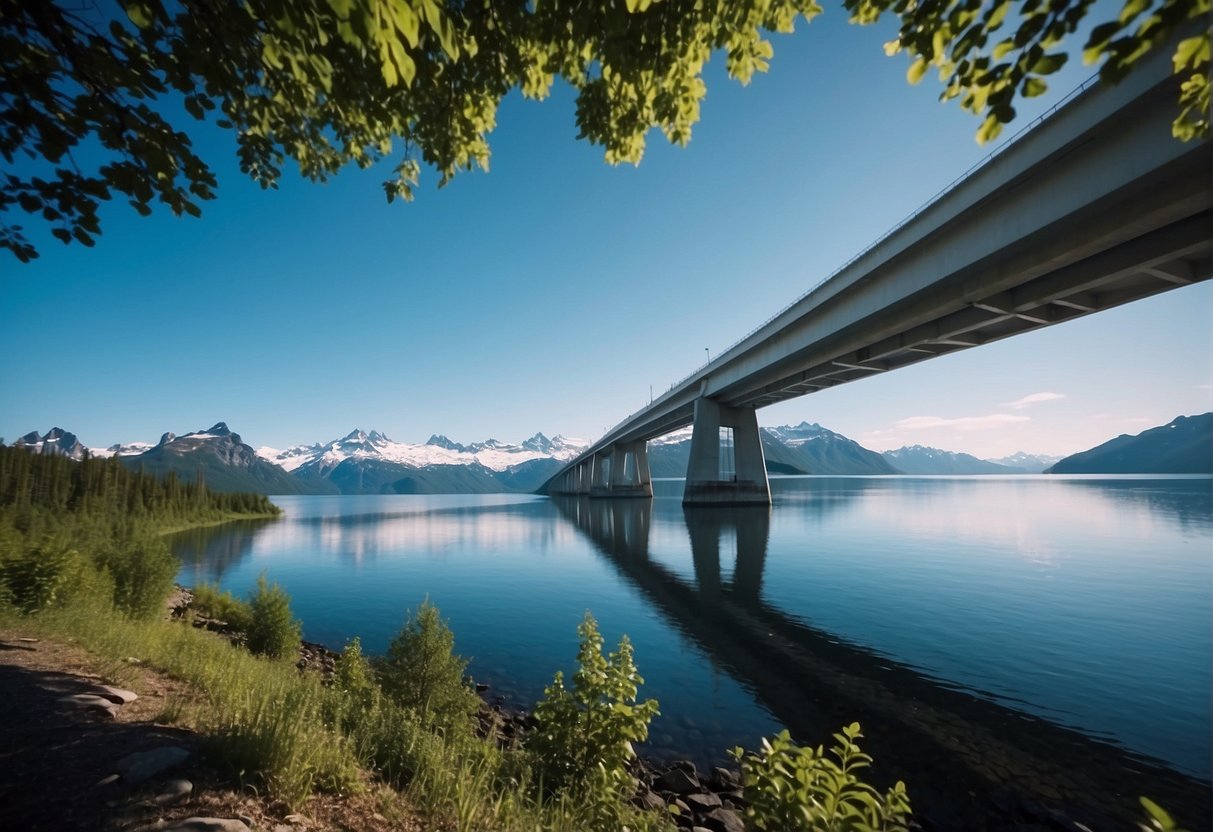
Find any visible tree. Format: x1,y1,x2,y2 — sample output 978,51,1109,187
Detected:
245,572,303,659
2,0,1206,263
376,598,479,732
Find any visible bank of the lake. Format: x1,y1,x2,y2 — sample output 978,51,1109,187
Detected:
169,475,1213,829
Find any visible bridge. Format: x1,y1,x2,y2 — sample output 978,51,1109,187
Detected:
542,40,1212,504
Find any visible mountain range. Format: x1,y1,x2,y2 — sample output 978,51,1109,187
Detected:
9,413,1208,494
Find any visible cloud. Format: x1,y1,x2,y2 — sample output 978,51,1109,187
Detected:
1001,392,1065,410
891,413,1030,431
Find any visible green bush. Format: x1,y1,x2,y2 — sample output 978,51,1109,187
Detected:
732,723,912,832
529,612,659,801
0,542,83,613
1139,796,1192,832
191,581,253,631
377,599,479,733
95,533,179,618
245,573,302,659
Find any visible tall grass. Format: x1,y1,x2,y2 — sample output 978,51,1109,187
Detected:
4,600,670,831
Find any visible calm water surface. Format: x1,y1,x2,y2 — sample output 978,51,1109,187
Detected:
170,476,1212,793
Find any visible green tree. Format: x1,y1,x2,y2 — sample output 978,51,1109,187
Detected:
377,599,479,732
529,612,659,799
245,573,303,659
2,0,1205,263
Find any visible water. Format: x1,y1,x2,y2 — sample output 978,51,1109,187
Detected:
169,476,1212,822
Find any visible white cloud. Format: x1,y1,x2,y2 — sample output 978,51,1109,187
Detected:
1001,392,1065,410
891,413,1030,431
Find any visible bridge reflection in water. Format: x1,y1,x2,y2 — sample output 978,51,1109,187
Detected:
551,496,1209,832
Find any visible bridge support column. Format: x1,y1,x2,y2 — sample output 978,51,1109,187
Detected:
683,397,770,506
590,441,653,498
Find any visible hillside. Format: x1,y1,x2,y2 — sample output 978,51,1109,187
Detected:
1047,414,1213,474
882,446,1020,475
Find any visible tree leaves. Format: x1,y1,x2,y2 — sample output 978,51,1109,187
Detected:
1,0,1206,263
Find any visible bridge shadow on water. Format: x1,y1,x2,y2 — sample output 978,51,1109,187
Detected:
551,495,1211,831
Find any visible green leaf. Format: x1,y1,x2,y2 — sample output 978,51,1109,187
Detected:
1032,52,1068,74
1022,77,1048,97
906,56,929,84
123,2,154,29
1173,35,1210,73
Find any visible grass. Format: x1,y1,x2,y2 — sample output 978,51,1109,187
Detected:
0,600,672,832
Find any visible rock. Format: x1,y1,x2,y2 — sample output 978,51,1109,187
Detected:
633,787,665,812
475,682,490,693
162,819,250,832
94,684,138,704
693,828,714,832
94,773,120,787
57,694,118,718
116,746,191,784
656,766,702,794
284,814,308,824
711,766,740,791
153,778,193,805
17,637,38,643
702,807,746,832
685,792,723,813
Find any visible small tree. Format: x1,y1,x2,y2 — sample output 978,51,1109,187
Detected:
529,612,659,799
732,723,912,832
378,599,479,733
245,573,302,659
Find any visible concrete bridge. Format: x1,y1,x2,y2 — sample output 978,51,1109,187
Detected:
543,41,1212,505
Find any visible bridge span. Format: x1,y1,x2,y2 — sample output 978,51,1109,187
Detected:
544,41,1212,505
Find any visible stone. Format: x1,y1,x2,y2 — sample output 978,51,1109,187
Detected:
162,819,250,832
633,788,665,812
685,792,723,813
17,637,38,643
94,684,138,704
153,778,193,805
57,694,118,718
710,766,740,791
284,814,308,824
656,766,701,795
94,773,120,787
693,828,714,832
702,807,746,832
117,746,191,784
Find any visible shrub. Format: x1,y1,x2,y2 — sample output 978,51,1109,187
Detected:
377,599,479,733
245,573,302,659
0,542,83,613
529,612,659,800
96,533,179,618
732,723,912,832
191,581,253,632
1139,796,1192,832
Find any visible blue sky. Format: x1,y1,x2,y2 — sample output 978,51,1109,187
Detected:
2,9,1209,459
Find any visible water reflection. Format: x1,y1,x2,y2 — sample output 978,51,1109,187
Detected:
552,493,1210,831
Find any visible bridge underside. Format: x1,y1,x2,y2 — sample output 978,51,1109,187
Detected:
542,43,1211,502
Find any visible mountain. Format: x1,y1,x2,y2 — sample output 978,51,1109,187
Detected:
1047,414,1213,474
983,452,1063,474
90,441,155,459
882,445,1020,474
12,427,88,460
259,429,588,495
121,422,334,494
648,422,897,477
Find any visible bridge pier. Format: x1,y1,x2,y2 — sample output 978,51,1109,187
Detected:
590,441,653,498
684,397,771,506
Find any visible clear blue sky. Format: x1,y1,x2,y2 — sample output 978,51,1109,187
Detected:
2,10,1209,459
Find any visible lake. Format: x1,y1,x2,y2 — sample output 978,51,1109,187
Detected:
169,475,1212,828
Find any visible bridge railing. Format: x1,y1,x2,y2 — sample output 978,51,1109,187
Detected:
573,71,1104,465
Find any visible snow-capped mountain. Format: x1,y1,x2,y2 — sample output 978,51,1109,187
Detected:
882,445,1020,475
983,452,1064,473
255,429,590,495
259,429,587,476
89,441,155,459
13,427,88,460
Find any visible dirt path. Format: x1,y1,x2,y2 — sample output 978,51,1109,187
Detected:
0,629,420,832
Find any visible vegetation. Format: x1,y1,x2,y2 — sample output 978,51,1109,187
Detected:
733,724,912,832
377,599,481,733
246,573,304,659
3,0,1206,262
530,613,659,799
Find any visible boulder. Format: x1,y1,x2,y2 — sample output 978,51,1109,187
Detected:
56,694,118,718
94,684,138,704
702,806,746,832
153,778,194,805
656,766,702,795
116,746,191,785
162,819,250,832
685,792,723,813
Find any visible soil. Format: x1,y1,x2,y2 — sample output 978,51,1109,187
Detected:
0,628,424,832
